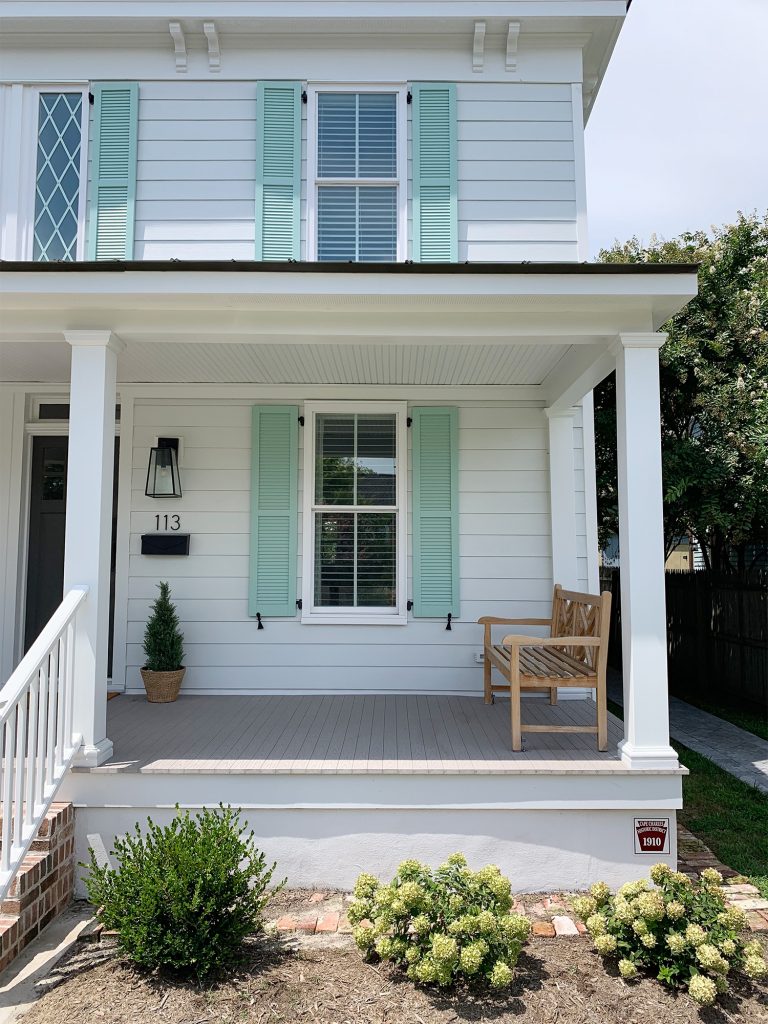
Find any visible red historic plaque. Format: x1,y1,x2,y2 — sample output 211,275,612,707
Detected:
634,818,670,855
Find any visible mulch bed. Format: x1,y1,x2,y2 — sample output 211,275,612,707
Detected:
20,934,768,1024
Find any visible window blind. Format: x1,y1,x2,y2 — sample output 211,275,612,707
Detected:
316,91,398,262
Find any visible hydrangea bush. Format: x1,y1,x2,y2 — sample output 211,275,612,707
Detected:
573,864,767,1006
348,854,530,989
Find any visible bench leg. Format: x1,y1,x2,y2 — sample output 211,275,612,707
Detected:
483,648,493,704
549,687,558,705
596,680,608,752
510,669,522,752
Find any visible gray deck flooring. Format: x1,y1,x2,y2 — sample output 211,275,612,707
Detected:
83,693,628,775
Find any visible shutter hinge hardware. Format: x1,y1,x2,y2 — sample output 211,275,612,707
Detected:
88,92,94,105
407,417,413,427
256,612,264,630
407,599,413,611
446,613,452,631
296,599,303,610
298,415,305,426
407,91,412,104
302,90,308,104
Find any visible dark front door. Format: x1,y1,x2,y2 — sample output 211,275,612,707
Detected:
24,436,119,672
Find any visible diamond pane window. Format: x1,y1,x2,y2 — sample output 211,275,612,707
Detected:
312,90,401,262
33,93,83,261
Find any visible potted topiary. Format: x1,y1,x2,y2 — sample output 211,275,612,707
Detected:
140,581,185,703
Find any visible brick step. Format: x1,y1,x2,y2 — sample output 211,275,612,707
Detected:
0,803,75,975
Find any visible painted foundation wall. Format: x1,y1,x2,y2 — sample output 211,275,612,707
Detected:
118,396,589,694
71,804,678,895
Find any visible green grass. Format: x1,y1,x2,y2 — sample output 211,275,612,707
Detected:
672,696,768,741
607,699,768,899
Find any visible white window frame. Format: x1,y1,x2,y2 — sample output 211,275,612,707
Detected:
23,84,89,262
306,83,407,263
302,400,408,625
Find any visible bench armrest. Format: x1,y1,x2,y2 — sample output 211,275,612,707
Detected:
500,634,602,647
477,617,551,626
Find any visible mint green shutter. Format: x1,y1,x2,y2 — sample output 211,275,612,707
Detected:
412,83,457,263
249,406,299,617
411,407,460,618
255,82,301,260
88,83,138,260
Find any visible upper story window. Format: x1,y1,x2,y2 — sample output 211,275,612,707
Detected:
33,91,86,261
307,86,407,262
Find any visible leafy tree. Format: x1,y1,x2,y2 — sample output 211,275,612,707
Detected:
594,213,768,571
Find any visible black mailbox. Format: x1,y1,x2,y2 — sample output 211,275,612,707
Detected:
141,533,190,556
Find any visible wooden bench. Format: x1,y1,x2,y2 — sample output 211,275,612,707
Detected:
478,585,612,752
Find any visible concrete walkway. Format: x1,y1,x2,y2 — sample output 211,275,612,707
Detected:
608,673,768,794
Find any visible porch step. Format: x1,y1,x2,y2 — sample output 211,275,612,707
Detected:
0,803,75,975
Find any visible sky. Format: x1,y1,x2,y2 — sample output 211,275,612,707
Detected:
585,0,768,256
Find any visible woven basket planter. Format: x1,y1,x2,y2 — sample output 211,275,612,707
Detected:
140,667,185,703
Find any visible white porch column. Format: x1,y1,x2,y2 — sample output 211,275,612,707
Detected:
545,407,578,591
614,333,678,770
63,330,124,767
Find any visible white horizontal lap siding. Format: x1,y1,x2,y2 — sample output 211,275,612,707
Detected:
134,82,260,260
455,83,577,262
125,398,565,694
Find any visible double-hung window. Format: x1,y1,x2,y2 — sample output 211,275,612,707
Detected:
302,402,407,623
307,86,406,262
32,90,87,261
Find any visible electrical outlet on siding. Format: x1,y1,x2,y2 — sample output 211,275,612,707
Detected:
474,651,485,664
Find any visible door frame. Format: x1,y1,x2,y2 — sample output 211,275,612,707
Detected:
15,391,124,686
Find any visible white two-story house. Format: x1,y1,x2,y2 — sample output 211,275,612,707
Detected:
0,1,696,894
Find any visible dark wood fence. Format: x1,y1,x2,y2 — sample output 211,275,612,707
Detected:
599,568,768,714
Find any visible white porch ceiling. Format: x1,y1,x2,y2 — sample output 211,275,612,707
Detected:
0,264,698,390
0,340,568,386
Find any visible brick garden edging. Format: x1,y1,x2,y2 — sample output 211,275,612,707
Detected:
0,803,75,973
265,824,768,942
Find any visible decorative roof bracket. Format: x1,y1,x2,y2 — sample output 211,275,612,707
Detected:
168,21,187,73
506,21,521,72
472,21,486,73
203,21,221,72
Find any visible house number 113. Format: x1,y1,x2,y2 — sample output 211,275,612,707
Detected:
155,514,181,531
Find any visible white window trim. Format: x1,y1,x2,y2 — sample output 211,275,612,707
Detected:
23,84,89,262
301,400,408,625
305,83,407,263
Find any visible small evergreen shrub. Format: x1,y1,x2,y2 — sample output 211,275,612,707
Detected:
84,806,283,979
143,580,184,671
574,864,768,1006
348,854,530,989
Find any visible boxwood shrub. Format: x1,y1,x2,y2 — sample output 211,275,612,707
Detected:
84,805,282,980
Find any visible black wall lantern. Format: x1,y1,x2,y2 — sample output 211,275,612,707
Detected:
145,437,182,498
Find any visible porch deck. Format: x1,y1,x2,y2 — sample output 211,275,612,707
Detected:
80,693,627,775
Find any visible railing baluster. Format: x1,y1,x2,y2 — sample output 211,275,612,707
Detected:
13,697,27,848
45,647,58,793
1,709,16,874
24,675,39,833
35,666,48,812
65,622,75,750
55,636,66,771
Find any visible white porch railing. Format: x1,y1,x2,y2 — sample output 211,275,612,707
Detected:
0,587,87,899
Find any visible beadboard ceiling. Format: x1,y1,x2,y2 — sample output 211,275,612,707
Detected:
0,340,569,386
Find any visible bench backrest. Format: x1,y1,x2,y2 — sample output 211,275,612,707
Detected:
550,584,612,672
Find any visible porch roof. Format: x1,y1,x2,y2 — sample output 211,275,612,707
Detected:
0,260,697,389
